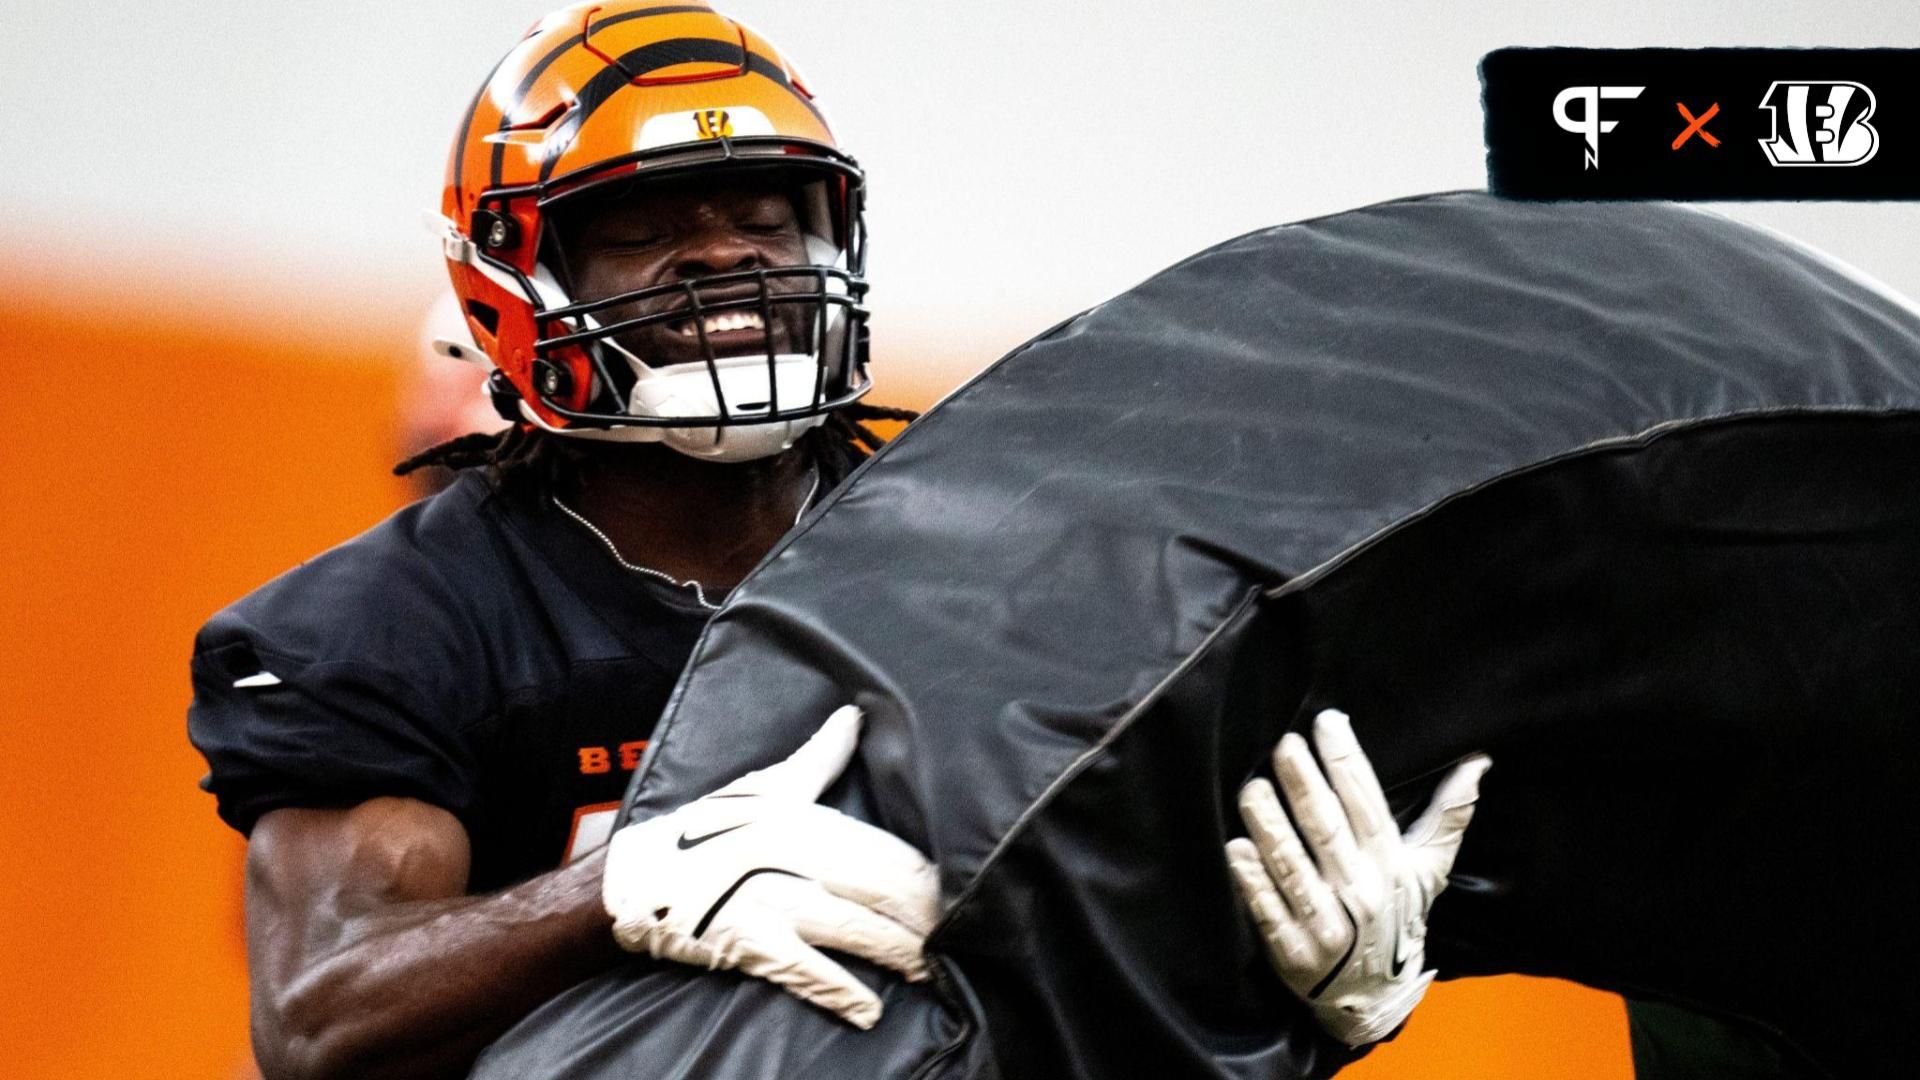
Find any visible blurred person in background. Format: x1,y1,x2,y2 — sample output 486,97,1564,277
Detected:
185,2,1485,1077
399,290,510,499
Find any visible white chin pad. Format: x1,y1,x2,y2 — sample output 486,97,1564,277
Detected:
629,353,829,462
630,353,827,420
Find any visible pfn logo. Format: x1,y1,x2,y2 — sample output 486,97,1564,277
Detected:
1758,81,1879,166
1553,86,1646,169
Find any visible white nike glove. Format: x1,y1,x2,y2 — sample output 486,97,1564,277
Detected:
602,705,939,1029
1225,708,1490,1047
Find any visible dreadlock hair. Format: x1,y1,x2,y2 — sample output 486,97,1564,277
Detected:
392,401,920,495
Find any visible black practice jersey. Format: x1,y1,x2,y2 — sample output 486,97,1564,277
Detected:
188,471,712,893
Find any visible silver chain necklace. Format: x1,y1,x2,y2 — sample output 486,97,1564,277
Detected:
550,466,822,612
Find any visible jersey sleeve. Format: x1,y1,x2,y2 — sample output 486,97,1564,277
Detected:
187,513,499,836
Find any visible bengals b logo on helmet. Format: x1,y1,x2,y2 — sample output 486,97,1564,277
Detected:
695,109,734,140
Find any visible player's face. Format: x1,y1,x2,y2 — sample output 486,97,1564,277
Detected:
559,174,814,368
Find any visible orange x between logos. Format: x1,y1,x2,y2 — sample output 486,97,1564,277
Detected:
1673,102,1721,149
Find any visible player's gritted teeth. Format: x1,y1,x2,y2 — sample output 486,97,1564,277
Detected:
644,308,779,360
625,287,806,365
675,309,766,339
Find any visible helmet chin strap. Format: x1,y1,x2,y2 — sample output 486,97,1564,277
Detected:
522,263,829,463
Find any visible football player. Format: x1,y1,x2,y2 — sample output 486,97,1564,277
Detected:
190,6,922,1075
188,3,1486,1076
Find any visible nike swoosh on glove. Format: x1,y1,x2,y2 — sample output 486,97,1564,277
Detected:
1225,708,1491,1047
602,705,939,1029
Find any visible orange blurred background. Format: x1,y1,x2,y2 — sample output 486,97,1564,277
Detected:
0,262,1627,1078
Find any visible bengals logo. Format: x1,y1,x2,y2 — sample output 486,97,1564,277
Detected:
694,109,734,140
1758,81,1879,167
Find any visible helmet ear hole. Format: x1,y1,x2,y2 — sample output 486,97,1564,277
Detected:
466,301,501,336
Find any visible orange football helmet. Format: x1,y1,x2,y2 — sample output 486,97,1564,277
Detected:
441,0,869,460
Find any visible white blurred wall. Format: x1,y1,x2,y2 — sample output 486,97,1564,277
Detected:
7,0,1918,380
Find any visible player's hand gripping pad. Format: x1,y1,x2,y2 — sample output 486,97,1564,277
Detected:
602,706,939,1029
471,193,1920,1079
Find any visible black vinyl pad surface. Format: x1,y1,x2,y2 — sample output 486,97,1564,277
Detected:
473,193,1920,1079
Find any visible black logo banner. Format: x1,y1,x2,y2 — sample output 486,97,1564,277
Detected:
1483,48,1920,199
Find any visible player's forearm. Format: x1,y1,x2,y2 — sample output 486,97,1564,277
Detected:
255,850,624,1080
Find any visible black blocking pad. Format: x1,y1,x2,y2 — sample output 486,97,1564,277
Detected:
1272,412,1920,1077
472,193,1920,1079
